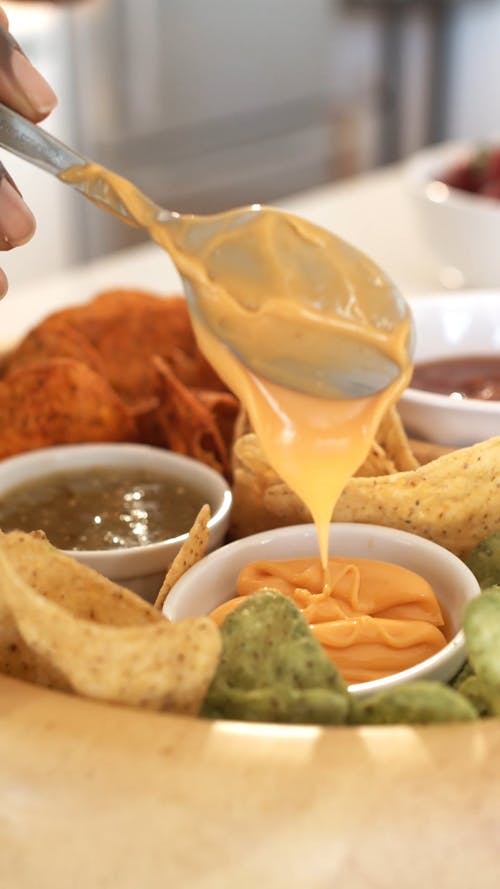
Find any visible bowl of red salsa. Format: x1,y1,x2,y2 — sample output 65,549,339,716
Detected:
404,141,500,287
399,291,500,447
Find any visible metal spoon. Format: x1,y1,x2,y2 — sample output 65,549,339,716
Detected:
0,102,413,399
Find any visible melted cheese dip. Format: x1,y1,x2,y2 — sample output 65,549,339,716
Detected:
210,556,447,684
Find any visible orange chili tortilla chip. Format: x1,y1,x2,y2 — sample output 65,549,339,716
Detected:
54,290,226,403
195,389,240,453
150,356,233,475
4,315,106,379
0,358,137,460
154,504,211,610
0,531,221,712
2,290,238,468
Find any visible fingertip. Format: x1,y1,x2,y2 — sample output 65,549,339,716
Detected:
30,94,59,124
0,175,36,247
0,24,58,121
9,49,58,120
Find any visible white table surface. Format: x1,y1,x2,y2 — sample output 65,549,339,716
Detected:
0,164,446,343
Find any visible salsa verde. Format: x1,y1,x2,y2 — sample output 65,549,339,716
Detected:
0,466,207,550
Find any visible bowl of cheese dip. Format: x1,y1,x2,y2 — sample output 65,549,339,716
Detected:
0,442,232,601
164,522,479,697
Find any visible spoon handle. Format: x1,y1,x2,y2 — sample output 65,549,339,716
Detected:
0,102,88,175
0,102,166,228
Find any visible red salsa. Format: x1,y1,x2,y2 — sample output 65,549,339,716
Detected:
411,355,500,401
438,147,500,200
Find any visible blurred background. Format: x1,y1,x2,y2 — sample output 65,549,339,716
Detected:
3,0,499,284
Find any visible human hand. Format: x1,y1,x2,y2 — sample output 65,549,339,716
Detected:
0,5,57,297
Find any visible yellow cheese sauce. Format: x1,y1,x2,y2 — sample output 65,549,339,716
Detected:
210,557,447,684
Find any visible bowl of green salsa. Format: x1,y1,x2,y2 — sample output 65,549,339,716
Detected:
0,443,232,601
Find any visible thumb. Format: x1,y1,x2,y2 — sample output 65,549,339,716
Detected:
0,21,57,123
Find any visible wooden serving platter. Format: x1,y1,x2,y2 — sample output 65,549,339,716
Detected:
1,673,499,889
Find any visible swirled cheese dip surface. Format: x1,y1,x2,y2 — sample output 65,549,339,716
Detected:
61,164,412,569
209,557,447,684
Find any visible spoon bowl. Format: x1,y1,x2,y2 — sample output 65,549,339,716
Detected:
0,102,413,399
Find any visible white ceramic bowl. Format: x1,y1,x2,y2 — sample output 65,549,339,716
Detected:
404,141,500,288
0,443,232,600
164,522,479,699
399,290,500,447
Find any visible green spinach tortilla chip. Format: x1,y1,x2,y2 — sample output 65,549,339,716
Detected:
465,532,500,589
349,681,478,725
201,590,349,724
463,586,500,715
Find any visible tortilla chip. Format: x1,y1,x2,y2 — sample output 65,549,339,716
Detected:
348,681,477,725
453,670,495,717
463,586,500,715
0,531,161,625
233,407,416,483
231,433,500,557
4,315,106,378
409,438,454,465
0,531,221,712
154,505,211,610
195,389,240,454
201,590,349,724
149,356,233,475
230,435,306,537
466,532,500,589
355,441,397,477
0,584,69,689
335,438,500,556
0,358,136,459
0,530,162,684
54,290,225,402
232,408,252,443
233,432,282,487
2,290,237,471
375,406,419,472
347,406,418,477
